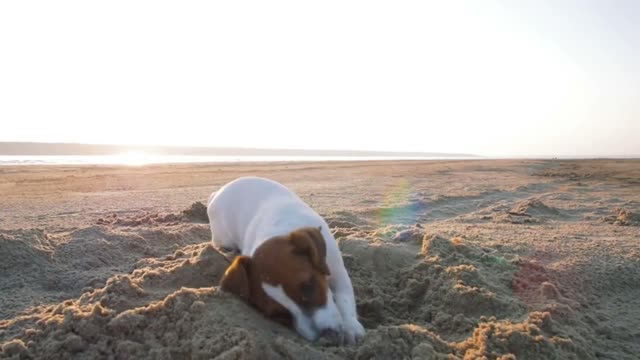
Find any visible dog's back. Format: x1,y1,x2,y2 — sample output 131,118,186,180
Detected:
208,176,317,254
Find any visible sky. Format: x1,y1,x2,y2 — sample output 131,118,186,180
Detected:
0,0,638,157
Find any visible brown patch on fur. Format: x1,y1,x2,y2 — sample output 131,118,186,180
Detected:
289,226,330,276
220,256,251,302
219,226,330,326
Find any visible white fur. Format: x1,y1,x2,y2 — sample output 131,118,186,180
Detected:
262,283,317,341
208,176,365,344
312,288,343,334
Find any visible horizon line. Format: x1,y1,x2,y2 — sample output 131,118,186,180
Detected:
0,141,479,157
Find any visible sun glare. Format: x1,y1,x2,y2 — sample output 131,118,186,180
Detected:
113,151,157,166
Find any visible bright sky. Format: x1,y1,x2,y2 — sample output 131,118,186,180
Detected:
1,1,638,157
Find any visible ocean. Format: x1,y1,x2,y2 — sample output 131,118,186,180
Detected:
0,154,465,166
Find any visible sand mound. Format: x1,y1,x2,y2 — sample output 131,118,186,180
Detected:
97,202,209,227
463,198,568,225
0,223,210,321
2,245,310,360
2,287,292,359
456,311,591,359
181,201,209,222
510,199,560,218
340,233,523,338
602,208,640,226
335,229,590,358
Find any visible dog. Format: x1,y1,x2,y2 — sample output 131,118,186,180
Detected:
207,176,365,345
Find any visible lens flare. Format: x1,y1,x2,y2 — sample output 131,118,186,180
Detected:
378,179,422,225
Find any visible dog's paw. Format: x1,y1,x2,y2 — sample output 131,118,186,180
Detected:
343,317,365,345
316,328,344,347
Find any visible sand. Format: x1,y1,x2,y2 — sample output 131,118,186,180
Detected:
0,159,638,359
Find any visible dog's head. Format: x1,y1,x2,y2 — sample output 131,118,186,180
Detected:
220,226,342,341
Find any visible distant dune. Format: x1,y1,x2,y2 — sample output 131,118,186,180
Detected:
0,142,477,158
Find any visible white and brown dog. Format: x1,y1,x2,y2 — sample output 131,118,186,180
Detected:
207,176,365,345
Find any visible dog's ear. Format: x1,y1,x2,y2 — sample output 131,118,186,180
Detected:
220,256,252,301
290,227,330,275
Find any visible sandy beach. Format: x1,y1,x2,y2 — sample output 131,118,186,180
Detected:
1,159,639,359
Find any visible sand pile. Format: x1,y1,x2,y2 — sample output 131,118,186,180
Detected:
1,245,313,360
509,199,560,218
458,198,566,225
336,227,591,359
602,208,639,226
96,202,209,227
0,226,210,312
0,203,212,321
